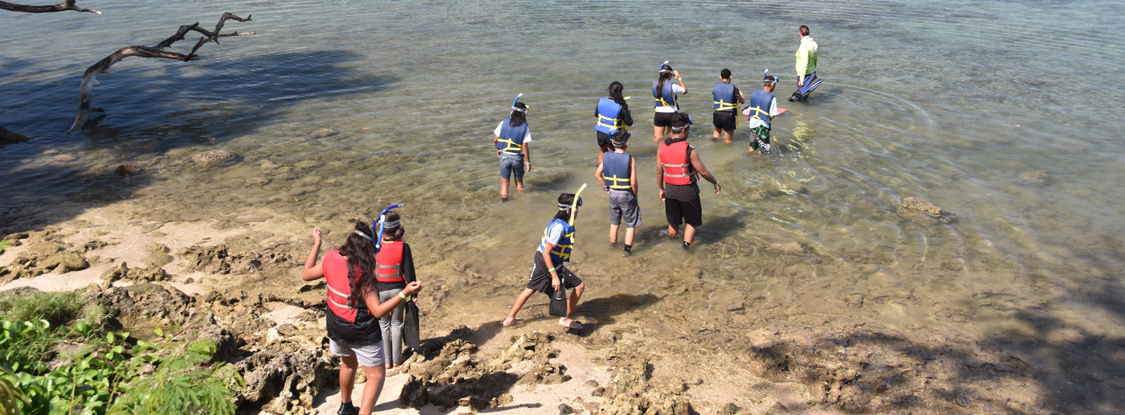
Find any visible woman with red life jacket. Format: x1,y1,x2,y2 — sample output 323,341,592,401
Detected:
302,222,423,415
372,211,416,371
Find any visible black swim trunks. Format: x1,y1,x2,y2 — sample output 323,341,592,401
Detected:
527,252,582,293
712,111,736,132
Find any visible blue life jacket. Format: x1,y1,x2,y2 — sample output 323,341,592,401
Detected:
538,218,575,264
652,80,676,108
595,98,625,135
602,152,631,191
713,82,738,112
746,89,775,128
496,118,528,154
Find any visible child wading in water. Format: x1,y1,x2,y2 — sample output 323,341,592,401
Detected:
493,99,532,201
503,193,587,330
594,130,641,254
742,72,785,154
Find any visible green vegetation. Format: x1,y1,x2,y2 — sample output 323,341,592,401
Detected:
0,290,243,415
0,239,10,255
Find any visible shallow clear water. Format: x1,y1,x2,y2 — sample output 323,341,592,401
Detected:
3,0,1125,368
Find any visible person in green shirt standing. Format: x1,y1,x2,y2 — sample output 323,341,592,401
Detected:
790,25,822,102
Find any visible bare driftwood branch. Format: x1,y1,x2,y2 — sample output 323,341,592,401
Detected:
0,0,100,14
67,12,252,133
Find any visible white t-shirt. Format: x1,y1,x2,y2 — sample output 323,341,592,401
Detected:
654,83,687,113
493,121,532,143
744,95,779,129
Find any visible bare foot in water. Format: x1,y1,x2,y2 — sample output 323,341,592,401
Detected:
502,317,524,327
558,318,582,330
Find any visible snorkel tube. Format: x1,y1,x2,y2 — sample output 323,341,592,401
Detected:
373,204,404,252
510,93,526,112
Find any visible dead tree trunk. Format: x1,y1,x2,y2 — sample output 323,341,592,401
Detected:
66,12,252,133
0,0,100,14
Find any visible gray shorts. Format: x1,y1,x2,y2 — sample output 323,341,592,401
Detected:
608,189,642,228
329,338,385,367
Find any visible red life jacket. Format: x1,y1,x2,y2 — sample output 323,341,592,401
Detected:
659,140,696,185
323,250,359,322
375,240,405,284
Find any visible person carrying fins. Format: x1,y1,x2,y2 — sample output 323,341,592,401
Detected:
503,192,587,330
791,24,821,102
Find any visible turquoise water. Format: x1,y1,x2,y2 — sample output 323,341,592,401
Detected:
3,0,1125,409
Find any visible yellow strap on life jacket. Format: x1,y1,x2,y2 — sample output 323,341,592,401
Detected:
713,100,737,111
497,138,523,153
654,97,674,107
549,231,575,260
597,114,623,130
604,175,631,190
745,106,769,120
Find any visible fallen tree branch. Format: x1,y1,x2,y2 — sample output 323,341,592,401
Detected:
0,0,100,14
66,12,252,133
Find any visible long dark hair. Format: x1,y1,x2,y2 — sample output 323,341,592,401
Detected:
608,81,629,113
509,102,527,127
339,221,377,308
381,211,405,241
656,64,674,95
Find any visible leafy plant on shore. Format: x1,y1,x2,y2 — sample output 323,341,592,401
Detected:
108,339,244,415
1,311,243,415
0,239,10,255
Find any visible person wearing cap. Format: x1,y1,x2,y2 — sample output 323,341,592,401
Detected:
792,25,820,102
712,68,745,144
502,193,587,330
657,112,721,250
301,221,423,415
371,210,418,372
653,63,687,142
493,101,532,201
594,130,641,255
743,73,784,154
595,81,634,164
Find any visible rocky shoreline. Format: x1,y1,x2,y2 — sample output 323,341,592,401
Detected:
2,195,1121,414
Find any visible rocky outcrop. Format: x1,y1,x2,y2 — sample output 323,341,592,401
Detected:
593,347,693,414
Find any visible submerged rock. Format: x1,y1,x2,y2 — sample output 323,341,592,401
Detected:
1017,170,1049,186
309,128,337,138
897,197,956,224
190,149,239,169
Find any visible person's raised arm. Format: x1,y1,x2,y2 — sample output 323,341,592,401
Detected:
674,70,687,94
302,227,325,281
690,150,721,194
